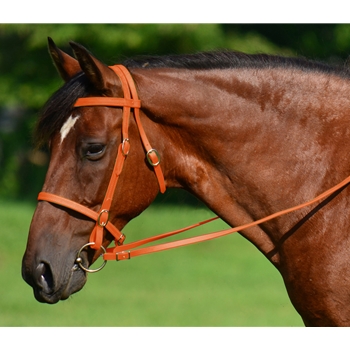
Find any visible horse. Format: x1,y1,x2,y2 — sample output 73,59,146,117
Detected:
22,37,350,326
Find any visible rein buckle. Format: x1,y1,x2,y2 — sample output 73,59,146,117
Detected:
116,251,131,261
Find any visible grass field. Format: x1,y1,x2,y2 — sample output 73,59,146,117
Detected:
0,197,304,327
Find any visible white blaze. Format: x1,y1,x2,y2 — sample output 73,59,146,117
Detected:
60,115,80,143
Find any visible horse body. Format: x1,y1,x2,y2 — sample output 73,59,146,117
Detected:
22,39,350,325
133,67,350,325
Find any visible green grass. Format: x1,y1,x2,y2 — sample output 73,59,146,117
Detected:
0,199,304,326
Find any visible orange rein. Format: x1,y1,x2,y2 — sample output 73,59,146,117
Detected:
38,64,350,270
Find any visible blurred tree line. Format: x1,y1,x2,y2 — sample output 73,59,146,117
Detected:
1,24,350,202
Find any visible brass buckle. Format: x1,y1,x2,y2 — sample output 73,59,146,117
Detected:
97,209,109,227
117,234,126,245
146,149,161,167
116,251,131,261
122,138,130,156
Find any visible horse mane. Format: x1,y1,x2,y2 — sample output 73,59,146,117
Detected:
123,51,348,76
35,50,350,147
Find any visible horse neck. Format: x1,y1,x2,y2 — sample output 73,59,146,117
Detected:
131,67,350,246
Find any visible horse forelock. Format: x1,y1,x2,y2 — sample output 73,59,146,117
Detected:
35,72,90,147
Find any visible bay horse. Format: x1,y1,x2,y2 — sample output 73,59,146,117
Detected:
22,37,350,326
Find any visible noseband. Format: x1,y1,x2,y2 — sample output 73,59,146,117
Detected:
38,65,350,273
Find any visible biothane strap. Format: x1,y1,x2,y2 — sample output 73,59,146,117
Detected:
103,172,350,260
37,191,126,246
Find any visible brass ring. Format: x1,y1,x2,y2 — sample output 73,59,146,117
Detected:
75,242,107,273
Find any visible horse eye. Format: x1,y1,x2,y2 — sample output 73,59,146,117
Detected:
85,144,106,160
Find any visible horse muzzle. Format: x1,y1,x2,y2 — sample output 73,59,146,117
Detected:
21,251,88,304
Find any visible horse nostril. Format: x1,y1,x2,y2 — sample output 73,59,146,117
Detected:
36,262,54,294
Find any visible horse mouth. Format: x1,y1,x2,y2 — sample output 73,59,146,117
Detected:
23,260,87,304
34,273,86,304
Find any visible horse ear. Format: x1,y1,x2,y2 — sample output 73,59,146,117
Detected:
48,37,81,82
69,41,118,95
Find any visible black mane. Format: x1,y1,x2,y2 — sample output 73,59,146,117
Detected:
35,50,350,147
123,51,347,75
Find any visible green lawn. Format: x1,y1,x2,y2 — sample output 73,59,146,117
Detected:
0,198,303,326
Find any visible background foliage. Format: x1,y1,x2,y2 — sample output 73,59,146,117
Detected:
2,24,350,200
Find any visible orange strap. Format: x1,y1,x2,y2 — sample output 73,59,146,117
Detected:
37,192,126,246
74,97,141,108
104,173,350,260
113,65,166,193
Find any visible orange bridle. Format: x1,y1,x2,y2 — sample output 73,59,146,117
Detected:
38,64,167,271
37,64,350,273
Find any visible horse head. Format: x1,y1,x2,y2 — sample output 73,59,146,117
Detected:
22,39,161,303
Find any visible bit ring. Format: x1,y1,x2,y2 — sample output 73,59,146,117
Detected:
75,242,107,273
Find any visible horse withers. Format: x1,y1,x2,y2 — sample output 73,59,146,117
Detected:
22,38,350,326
